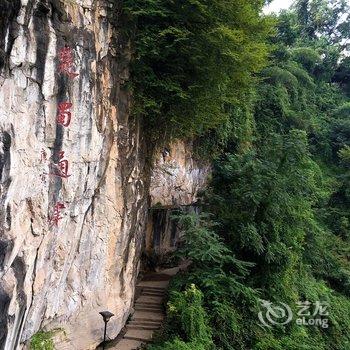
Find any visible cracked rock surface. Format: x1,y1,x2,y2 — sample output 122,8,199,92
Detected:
0,1,209,349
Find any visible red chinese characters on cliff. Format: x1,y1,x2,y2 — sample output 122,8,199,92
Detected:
50,202,66,226
42,151,71,179
53,151,71,178
58,46,79,79
46,45,79,228
57,102,72,127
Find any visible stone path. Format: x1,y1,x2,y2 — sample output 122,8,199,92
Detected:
110,267,179,350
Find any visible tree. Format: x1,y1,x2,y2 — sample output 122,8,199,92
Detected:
294,0,350,48
122,0,272,141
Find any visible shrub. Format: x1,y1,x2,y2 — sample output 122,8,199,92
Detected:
30,331,54,350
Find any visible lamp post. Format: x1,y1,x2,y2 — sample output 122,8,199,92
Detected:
99,311,114,350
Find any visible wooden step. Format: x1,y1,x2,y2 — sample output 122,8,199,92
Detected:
134,304,163,310
134,307,163,313
109,267,182,349
141,291,165,297
127,324,160,331
112,338,143,350
136,295,163,304
124,329,155,342
134,301,163,307
128,320,162,326
137,280,170,289
128,318,162,324
141,287,166,294
132,311,164,322
142,286,166,292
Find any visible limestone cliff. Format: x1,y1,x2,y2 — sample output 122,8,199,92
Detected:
0,1,208,349
150,140,210,208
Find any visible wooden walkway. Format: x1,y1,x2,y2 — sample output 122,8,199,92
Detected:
110,267,179,350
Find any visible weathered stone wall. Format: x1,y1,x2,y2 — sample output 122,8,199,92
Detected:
0,1,150,348
150,140,210,208
0,1,209,349
146,140,209,263
145,206,199,259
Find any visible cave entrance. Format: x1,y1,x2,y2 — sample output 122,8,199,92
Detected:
142,205,197,270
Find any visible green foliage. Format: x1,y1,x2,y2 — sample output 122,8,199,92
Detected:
148,284,213,350
275,10,299,46
294,0,350,47
209,301,246,350
291,47,320,72
209,130,324,270
334,102,350,118
338,145,350,165
175,213,249,272
30,331,54,350
122,0,272,141
333,57,350,95
167,284,213,346
148,213,260,350
173,213,256,301
147,0,350,349
149,338,207,350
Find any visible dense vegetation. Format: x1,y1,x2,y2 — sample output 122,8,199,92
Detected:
124,0,350,349
123,0,272,141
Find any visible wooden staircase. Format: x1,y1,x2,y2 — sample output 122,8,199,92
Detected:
110,267,179,350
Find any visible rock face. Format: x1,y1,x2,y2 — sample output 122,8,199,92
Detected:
150,140,210,208
0,1,209,349
144,206,200,260
146,141,209,259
